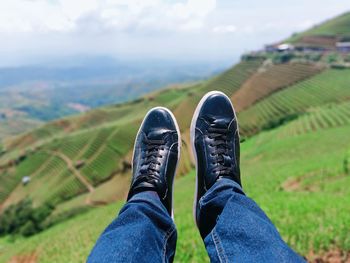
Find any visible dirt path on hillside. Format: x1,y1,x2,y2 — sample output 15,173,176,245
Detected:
8,252,37,263
47,150,98,205
48,150,94,193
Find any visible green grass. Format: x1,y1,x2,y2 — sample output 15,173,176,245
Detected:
276,101,350,137
287,11,350,42
241,125,350,254
1,121,349,262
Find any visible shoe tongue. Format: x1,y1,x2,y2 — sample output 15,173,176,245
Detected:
147,129,170,140
207,116,230,128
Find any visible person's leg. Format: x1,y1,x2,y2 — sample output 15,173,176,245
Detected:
191,91,305,262
88,107,181,263
198,178,305,262
87,191,177,263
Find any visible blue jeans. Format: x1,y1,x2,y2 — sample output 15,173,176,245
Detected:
87,179,305,262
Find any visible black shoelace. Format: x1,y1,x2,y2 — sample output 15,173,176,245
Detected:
208,124,233,177
135,137,165,187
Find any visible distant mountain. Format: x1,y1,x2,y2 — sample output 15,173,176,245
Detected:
0,57,224,139
0,57,224,88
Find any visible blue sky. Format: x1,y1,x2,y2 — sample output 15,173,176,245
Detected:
1,0,350,66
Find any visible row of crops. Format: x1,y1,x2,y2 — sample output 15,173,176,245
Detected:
173,59,263,129
238,69,350,136
199,59,264,96
0,117,142,207
232,62,323,112
276,101,350,137
0,152,48,204
0,70,192,207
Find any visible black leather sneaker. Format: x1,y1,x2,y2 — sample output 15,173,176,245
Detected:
127,107,181,217
190,91,241,226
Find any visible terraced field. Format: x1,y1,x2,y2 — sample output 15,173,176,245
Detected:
1,120,349,263
173,59,263,129
0,58,350,263
232,62,324,112
238,69,350,135
0,59,265,210
276,101,350,138
1,64,350,212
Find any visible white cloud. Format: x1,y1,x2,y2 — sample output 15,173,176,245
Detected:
297,20,315,30
1,0,349,66
213,25,237,34
0,0,73,32
0,0,217,34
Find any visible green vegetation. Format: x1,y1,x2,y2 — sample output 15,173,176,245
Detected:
287,11,350,42
1,121,350,262
0,199,53,237
238,69,350,135
276,101,350,137
232,62,323,112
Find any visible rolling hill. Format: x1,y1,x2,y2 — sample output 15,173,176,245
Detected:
1,11,350,263
288,11,350,41
285,11,350,50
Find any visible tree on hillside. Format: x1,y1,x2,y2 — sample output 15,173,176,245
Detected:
0,199,54,237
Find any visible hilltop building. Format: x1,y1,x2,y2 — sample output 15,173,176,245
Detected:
336,42,350,53
265,43,294,52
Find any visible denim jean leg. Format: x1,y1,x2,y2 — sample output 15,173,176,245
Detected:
198,178,305,263
87,191,177,263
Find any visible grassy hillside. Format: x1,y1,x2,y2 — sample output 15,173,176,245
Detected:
292,12,350,39
238,69,350,135
0,59,265,210
231,62,324,112
1,60,349,213
1,118,349,262
286,11,350,45
1,11,350,260
0,57,349,261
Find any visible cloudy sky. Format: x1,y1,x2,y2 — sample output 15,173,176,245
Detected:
1,0,350,66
